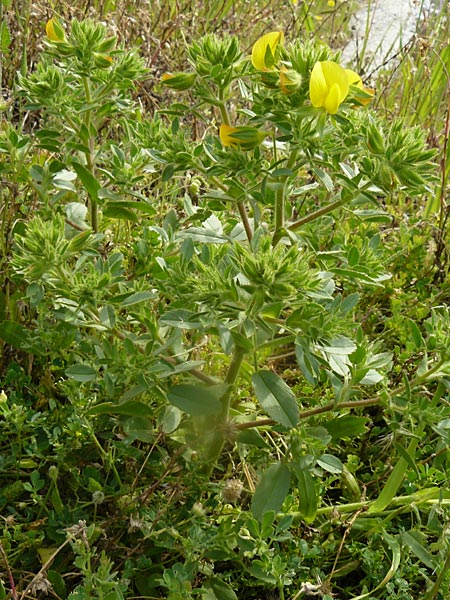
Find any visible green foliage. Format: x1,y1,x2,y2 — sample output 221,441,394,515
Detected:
0,2,449,599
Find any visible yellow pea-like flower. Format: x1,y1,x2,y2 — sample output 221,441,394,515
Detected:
251,31,284,71
45,17,66,43
309,60,350,114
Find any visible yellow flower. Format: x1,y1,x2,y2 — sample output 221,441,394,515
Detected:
346,69,375,105
251,31,284,71
45,17,66,43
309,60,350,114
219,124,266,150
328,1,336,7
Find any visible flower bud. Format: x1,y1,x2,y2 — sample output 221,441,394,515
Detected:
93,52,113,69
161,72,197,90
367,123,385,154
279,67,303,95
341,467,361,501
45,18,66,43
219,124,267,150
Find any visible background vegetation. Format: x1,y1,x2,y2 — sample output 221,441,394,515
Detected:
0,1,449,599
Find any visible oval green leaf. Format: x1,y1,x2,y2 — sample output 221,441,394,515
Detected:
251,462,291,521
167,383,225,416
294,467,318,523
65,364,97,382
252,370,299,428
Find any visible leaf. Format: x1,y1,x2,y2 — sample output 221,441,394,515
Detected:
65,364,97,382
236,429,268,448
65,202,89,230
351,533,401,600
203,577,238,600
0,321,30,348
324,415,368,440
160,309,205,329
368,433,422,514
72,161,100,200
86,401,153,417
251,462,291,521
47,570,67,599
99,304,116,328
159,405,182,433
319,335,357,355
317,453,344,474
0,20,11,53
103,206,138,221
401,530,437,569
120,291,155,306
122,416,154,442
312,166,334,191
294,467,317,523
252,370,299,428
167,383,226,416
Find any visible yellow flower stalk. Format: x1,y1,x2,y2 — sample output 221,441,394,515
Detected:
45,17,66,43
251,31,284,71
309,60,350,114
219,124,266,150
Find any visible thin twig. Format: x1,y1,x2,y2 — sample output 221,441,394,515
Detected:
0,539,18,600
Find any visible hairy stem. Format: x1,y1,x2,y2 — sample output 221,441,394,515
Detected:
82,76,98,232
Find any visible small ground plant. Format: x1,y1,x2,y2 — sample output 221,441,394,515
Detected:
0,4,449,600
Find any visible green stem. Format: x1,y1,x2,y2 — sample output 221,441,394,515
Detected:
237,201,253,242
272,149,298,245
222,344,246,414
87,421,123,491
273,185,285,243
201,345,246,472
236,397,382,431
236,357,449,431
424,543,450,600
289,194,348,231
217,87,230,126
287,487,450,521
217,91,253,242
82,76,98,232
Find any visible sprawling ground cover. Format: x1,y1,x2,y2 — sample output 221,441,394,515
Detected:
0,1,449,599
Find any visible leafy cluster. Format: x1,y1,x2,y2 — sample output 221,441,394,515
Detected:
0,6,449,600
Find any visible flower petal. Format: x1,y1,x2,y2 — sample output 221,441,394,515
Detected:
324,83,342,114
320,61,349,101
346,68,362,87
251,31,284,71
219,124,235,147
309,62,328,108
310,60,350,113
